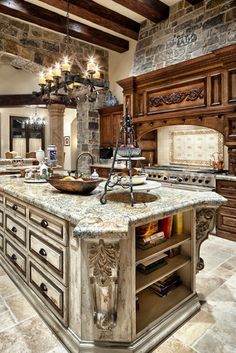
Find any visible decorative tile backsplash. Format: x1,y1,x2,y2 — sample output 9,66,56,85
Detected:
170,129,223,167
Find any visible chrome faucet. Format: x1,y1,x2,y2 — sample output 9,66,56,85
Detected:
75,152,94,178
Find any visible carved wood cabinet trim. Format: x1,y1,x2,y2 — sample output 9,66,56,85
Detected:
118,44,236,151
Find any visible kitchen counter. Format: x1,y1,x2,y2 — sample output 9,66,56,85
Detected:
0,177,226,353
0,176,226,237
216,174,236,182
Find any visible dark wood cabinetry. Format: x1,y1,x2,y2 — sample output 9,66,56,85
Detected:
99,105,123,147
216,179,236,241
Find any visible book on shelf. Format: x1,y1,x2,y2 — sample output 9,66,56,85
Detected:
137,258,167,274
158,216,173,239
172,213,183,236
136,233,166,249
150,273,182,296
136,221,158,238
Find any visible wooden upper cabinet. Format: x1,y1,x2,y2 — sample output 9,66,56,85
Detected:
99,105,123,147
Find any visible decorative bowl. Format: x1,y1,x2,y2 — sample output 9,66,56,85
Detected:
48,177,103,194
117,147,141,157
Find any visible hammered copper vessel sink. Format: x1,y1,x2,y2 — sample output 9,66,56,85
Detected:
105,191,158,204
48,177,103,194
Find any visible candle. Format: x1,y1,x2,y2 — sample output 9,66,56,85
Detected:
38,71,46,85
87,58,96,73
61,56,71,72
45,68,53,81
94,66,100,79
53,62,61,77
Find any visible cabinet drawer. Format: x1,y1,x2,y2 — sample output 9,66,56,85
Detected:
5,214,27,248
224,198,236,209
217,207,236,234
0,208,4,230
29,260,68,325
0,231,3,253
5,238,27,279
29,207,68,245
216,180,236,198
5,197,26,218
29,229,68,285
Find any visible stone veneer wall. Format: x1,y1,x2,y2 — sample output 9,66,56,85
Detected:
0,14,109,77
0,14,109,167
132,0,236,75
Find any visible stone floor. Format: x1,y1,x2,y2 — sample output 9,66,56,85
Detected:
0,235,235,353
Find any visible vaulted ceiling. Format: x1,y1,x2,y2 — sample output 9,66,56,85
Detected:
0,0,203,53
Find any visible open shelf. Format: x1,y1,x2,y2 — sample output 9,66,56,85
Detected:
136,285,193,334
136,255,190,293
136,233,190,265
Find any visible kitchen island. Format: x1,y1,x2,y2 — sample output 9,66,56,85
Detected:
0,177,226,353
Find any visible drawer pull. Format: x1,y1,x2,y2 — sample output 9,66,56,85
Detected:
40,282,48,292
39,248,47,257
11,226,17,233
41,219,49,229
11,253,17,261
12,204,18,211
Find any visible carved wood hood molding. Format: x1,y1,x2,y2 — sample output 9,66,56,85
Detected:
118,44,236,150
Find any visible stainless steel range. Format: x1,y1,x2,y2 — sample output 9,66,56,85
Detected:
144,166,226,191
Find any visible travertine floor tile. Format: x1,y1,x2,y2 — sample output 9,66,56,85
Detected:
193,330,235,353
174,310,215,346
206,282,236,303
152,337,196,353
196,272,225,300
5,292,37,322
0,297,7,315
0,274,19,298
47,346,69,353
0,311,16,332
221,256,236,272
0,266,5,277
0,316,62,353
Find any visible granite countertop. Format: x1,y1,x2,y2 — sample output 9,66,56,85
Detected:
0,177,227,238
216,174,236,182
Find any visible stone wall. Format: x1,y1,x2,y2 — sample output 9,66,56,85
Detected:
132,0,236,75
0,13,108,78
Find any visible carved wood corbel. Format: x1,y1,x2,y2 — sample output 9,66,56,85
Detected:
88,239,120,330
196,208,216,272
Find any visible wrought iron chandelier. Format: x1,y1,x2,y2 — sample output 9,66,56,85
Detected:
35,0,109,104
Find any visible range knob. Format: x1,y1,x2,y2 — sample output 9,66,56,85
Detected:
163,176,168,181
153,174,157,178
205,180,210,184
192,178,197,182
178,177,183,182
184,177,189,182
198,179,203,183
158,175,162,178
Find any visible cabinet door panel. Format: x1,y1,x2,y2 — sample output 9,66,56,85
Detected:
5,238,27,279
5,214,27,248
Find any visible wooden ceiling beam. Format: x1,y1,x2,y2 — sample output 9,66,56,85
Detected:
0,0,129,52
40,0,140,40
112,0,169,23
0,94,76,108
186,0,203,4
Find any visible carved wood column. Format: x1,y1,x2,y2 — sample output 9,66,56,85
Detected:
47,104,65,168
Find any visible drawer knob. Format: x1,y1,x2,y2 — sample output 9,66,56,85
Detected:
11,226,17,233
41,219,49,229
39,248,47,257
40,282,48,292
11,253,17,261
12,204,18,211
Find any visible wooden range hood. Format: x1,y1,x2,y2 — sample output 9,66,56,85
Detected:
118,43,236,174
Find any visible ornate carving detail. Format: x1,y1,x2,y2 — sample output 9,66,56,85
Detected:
196,208,216,272
149,87,204,108
88,239,120,330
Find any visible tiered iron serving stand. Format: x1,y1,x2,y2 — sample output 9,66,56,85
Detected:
100,110,145,206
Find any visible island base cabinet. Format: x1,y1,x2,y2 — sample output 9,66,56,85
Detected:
0,188,218,353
